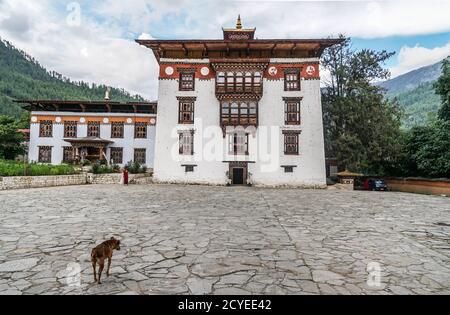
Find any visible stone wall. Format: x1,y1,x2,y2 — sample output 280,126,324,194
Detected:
0,174,87,191
386,178,450,197
0,173,153,190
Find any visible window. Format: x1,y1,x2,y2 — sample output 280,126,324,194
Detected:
284,132,299,155
134,122,147,139
179,131,194,155
64,121,78,138
221,101,258,126
179,101,195,124
183,165,196,173
39,121,53,138
285,99,301,125
216,71,262,94
110,147,123,164
134,149,146,165
88,122,100,137
63,147,74,163
38,146,52,163
284,70,301,91
111,122,124,138
282,166,296,173
179,72,195,91
229,133,249,156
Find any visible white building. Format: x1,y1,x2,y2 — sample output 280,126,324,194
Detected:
137,17,342,187
17,100,157,168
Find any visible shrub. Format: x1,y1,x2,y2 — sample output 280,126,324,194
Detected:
0,160,78,177
92,162,120,174
125,161,146,174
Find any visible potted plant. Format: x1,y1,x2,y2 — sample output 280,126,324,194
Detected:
247,172,253,187
226,171,232,186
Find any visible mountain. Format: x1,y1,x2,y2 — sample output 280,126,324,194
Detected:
379,60,444,93
0,38,146,118
379,58,448,129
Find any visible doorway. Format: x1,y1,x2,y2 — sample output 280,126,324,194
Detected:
232,168,245,185
229,162,248,186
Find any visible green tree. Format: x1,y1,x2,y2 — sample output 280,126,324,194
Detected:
322,37,404,175
434,58,450,121
405,120,450,178
0,115,25,160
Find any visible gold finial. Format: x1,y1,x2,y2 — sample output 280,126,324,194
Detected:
236,15,242,29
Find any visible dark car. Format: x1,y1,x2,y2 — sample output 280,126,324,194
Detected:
363,179,389,191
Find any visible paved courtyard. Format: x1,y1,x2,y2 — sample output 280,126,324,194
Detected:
0,184,449,295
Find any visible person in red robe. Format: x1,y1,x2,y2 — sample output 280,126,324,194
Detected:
123,169,129,186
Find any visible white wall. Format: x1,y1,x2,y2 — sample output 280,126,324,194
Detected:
153,58,327,187
29,112,156,168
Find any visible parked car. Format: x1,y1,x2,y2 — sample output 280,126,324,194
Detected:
363,179,389,191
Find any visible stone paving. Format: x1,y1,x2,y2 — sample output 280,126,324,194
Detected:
0,184,449,295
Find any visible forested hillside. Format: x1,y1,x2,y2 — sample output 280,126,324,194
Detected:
379,58,448,128
0,39,145,118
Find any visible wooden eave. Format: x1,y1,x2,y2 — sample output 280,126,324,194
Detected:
136,38,344,62
15,100,157,114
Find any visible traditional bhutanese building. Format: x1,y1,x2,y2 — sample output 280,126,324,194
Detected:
137,17,342,187
16,99,157,167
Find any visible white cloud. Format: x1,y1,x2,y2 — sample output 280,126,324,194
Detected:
0,0,450,99
0,0,159,100
390,41,450,77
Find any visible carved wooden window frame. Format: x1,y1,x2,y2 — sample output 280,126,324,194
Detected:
179,101,195,124
283,131,300,155
111,122,124,139
64,121,78,138
87,122,101,137
284,97,302,125
284,69,301,91
134,122,148,139
110,147,123,164
38,146,52,163
179,71,195,91
179,131,194,156
63,146,75,163
39,120,53,138
228,133,249,156
134,148,146,165
221,101,258,126
216,71,262,94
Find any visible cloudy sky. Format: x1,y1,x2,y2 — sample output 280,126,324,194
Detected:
0,0,449,100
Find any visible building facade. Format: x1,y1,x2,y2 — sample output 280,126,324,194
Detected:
18,100,157,168
137,18,341,187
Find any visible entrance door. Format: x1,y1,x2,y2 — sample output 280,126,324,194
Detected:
232,168,245,185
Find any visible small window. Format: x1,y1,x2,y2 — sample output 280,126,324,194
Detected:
64,121,77,138
184,165,195,173
39,121,53,138
111,122,124,138
283,166,295,173
179,101,195,124
284,70,301,91
63,147,74,163
134,148,146,165
110,147,123,164
87,122,100,137
38,146,52,163
285,100,301,125
134,122,147,139
179,131,194,155
284,132,299,155
180,72,195,91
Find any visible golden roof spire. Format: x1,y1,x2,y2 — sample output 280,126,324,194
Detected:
236,15,242,29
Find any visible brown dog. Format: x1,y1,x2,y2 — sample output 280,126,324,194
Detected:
91,237,121,284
